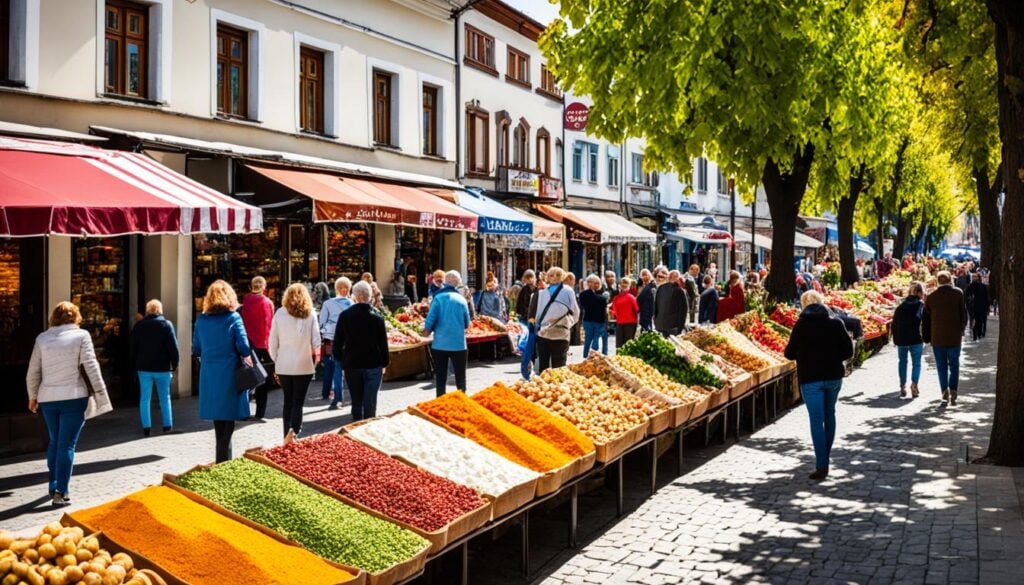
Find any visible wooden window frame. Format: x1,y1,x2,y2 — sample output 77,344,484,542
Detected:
373,69,395,147
717,166,728,195
466,107,490,176
0,0,10,81
299,46,325,134
587,143,599,183
536,64,562,101
697,157,708,193
512,123,529,168
536,130,550,176
506,46,531,88
497,117,510,167
104,0,149,98
464,25,497,76
631,153,644,185
422,85,439,156
216,24,249,118
607,152,619,187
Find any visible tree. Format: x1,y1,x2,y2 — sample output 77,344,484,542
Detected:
542,0,904,301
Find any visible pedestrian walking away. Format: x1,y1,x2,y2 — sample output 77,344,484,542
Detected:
334,281,390,421
516,270,538,379
698,275,719,325
684,265,701,325
636,269,656,332
716,270,745,323
424,270,471,396
892,282,925,399
239,276,274,420
318,277,354,409
194,280,253,463
580,274,609,357
26,301,110,507
923,271,968,405
653,268,686,336
784,290,854,481
965,272,990,341
611,277,640,350
269,283,321,441
528,267,580,373
129,299,180,435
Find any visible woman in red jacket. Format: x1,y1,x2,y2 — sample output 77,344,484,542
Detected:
716,271,746,323
611,277,640,350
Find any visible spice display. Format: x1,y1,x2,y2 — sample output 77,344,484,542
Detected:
347,412,540,497
71,486,356,584
262,434,486,532
619,332,725,388
0,522,148,585
512,368,649,444
472,383,595,459
609,356,711,404
175,458,428,574
417,392,575,472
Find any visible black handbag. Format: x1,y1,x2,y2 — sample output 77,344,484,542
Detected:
234,358,267,393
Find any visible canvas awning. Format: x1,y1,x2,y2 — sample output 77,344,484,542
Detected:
536,205,657,244
740,230,825,251
667,227,734,245
0,137,262,237
245,165,477,231
732,228,773,250
794,231,825,249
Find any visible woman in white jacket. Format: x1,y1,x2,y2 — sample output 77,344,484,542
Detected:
26,302,108,507
528,267,581,373
269,283,321,440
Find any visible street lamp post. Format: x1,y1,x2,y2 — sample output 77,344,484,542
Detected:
729,178,736,272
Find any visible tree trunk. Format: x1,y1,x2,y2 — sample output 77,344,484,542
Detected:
762,146,815,302
838,169,863,287
894,211,913,260
875,197,885,259
984,0,1024,466
976,164,1003,303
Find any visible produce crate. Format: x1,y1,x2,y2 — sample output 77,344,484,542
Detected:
384,343,430,382
56,520,190,585
594,421,648,464
708,385,731,409
163,467,416,585
688,391,712,421
244,447,491,556
672,401,695,427
646,406,674,436
727,373,753,401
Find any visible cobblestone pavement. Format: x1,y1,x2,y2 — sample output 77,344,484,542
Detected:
534,319,1014,585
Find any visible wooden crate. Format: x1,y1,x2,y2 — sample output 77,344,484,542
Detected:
57,519,194,585
384,344,430,382
594,422,648,464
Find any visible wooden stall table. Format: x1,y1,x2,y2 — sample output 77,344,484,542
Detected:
384,341,432,382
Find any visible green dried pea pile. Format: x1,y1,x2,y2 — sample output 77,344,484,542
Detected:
175,458,428,573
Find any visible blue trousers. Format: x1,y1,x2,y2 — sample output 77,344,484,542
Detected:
345,367,384,421
321,351,345,404
932,345,962,391
897,344,924,387
39,397,88,496
519,320,536,380
583,321,608,357
800,379,842,469
138,371,173,429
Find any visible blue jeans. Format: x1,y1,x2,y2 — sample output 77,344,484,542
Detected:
39,398,88,496
801,379,842,469
897,344,924,387
519,320,535,380
345,367,383,421
933,346,962,391
583,322,608,357
138,371,173,429
321,351,345,404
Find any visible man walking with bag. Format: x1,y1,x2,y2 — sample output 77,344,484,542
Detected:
923,271,968,405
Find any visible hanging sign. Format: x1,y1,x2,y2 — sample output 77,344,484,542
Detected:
564,102,590,131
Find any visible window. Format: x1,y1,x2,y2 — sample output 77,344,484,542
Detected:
537,130,550,176
467,108,489,175
422,85,439,156
105,0,148,97
497,118,510,166
696,157,708,192
555,140,563,180
539,65,561,97
373,70,394,146
506,47,530,86
572,142,583,181
465,25,495,71
587,143,598,183
217,24,248,117
607,151,619,187
648,171,660,188
512,123,528,167
0,0,9,81
298,47,324,134
631,153,644,184
717,166,728,195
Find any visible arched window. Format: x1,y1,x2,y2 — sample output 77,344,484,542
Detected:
496,111,511,167
513,121,529,168
536,128,550,176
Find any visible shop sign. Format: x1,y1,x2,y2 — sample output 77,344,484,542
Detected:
539,177,562,200
479,216,532,235
568,224,600,243
435,213,478,232
532,223,564,243
564,102,590,131
679,201,699,211
507,168,541,194
315,201,403,225
705,231,732,241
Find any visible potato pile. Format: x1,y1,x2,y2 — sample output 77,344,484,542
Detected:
512,368,649,444
0,523,160,585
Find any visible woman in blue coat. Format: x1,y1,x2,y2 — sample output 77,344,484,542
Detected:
193,280,253,462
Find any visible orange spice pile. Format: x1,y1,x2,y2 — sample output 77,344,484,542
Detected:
472,382,594,458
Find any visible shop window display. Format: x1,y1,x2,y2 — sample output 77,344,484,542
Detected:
289,224,322,284
71,237,129,400
399,227,442,298
193,224,282,312
326,225,370,281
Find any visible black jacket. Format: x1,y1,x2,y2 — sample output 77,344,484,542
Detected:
333,303,391,370
965,281,989,317
654,284,687,332
891,296,924,347
515,283,536,320
579,289,608,324
129,315,179,372
698,287,719,324
637,282,656,325
784,303,854,384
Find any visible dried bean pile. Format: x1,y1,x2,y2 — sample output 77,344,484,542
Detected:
263,434,486,532
472,382,595,458
175,458,428,574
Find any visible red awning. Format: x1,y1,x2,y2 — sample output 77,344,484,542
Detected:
246,165,478,232
0,137,262,237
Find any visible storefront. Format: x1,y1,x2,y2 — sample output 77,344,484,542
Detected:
663,215,733,273
536,205,657,280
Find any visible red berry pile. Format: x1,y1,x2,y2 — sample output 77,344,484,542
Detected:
263,434,486,532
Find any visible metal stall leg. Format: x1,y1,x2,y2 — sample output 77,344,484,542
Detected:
569,484,579,549
750,393,756,432
616,457,625,517
676,429,685,475
521,510,530,577
721,408,728,444
650,441,658,494
734,400,741,439
461,541,469,585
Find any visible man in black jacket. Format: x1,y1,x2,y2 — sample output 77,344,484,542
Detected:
697,275,719,324
654,269,687,336
129,300,180,435
514,270,537,322
333,281,390,421
965,272,989,340
637,269,657,332
891,282,925,398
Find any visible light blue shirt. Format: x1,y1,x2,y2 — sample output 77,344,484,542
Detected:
319,295,353,339
424,286,471,351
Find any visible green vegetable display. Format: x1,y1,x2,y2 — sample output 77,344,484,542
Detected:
175,458,428,573
618,333,723,389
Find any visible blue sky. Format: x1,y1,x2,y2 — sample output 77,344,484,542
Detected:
507,0,560,25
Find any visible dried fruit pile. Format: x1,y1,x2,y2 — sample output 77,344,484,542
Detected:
569,356,681,412
417,392,575,473
347,412,540,497
1,522,148,585
262,434,487,532
609,355,711,404
512,368,649,444
71,486,356,584
683,328,771,373
175,458,428,573
472,383,595,458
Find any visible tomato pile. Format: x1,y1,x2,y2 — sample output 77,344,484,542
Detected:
747,318,788,354
769,304,799,329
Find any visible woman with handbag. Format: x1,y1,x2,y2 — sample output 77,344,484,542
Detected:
193,280,253,463
269,283,321,440
528,267,580,373
26,301,109,507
